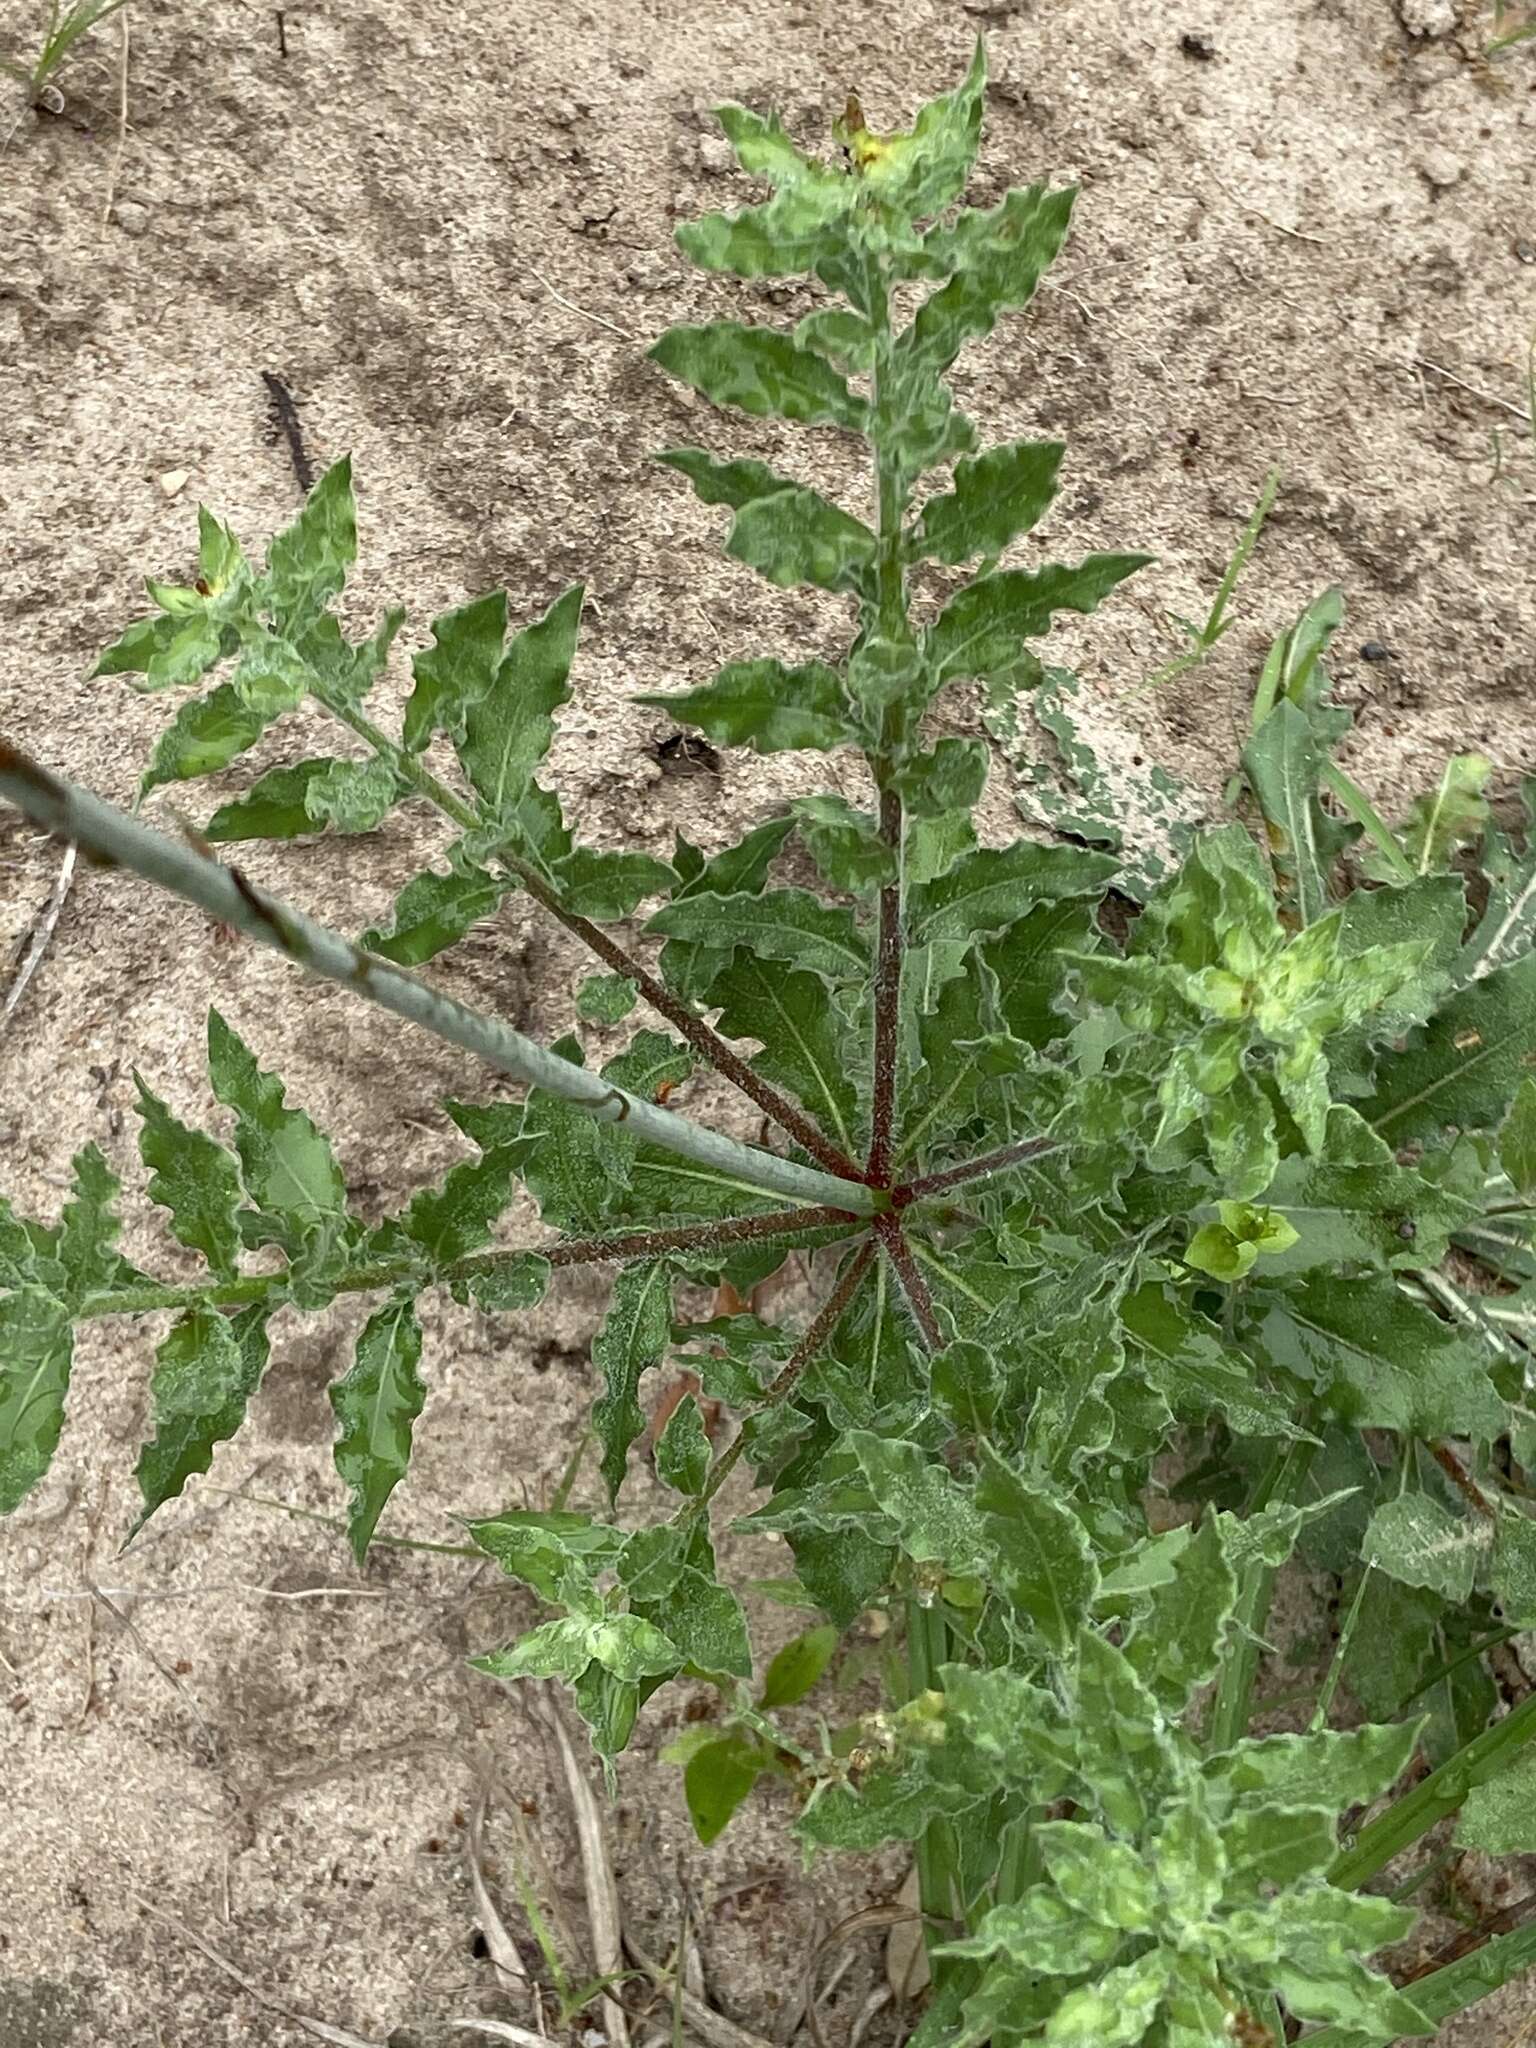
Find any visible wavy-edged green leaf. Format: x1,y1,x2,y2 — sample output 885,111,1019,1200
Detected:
206,1010,349,1269
361,859,507,965
403,589,508,752
654,446,801,513
648,887,869,984
388,1113,537,1272
0,1287,74,1514
705,952,860,1159
300,756,400,834
1457,1749,1536,1854
465,1507,625,1608
975,1441,1098,1652
139,682,277,796
94,609,228,692
330,1293,425,1563
794,308,876,371
1361,949,1536,1143
909,842,1115,943
501,1041,633,1236
648,322,868,431
924,554,1153,690
576,973,639,1025
1124,1516,1236,1714
654,1394,710,1496
265,457,356,637
911,439,1064,565
296,605,403,712
134,1073,243,1277
203,758,345,841
790,795,895,891
760,1623,840,1708
725,487,876,595
677,107,851,278
1364,1494,1488,1601
1118,1284,1306,1441
906,181,1079,377
640,657,857,754
133,1304,271,1533
548,847,675,922
592,1261,672,1502
847,1432,990,1578
1247,1274,1505,1439
1383,752,1492,880
56,1143,137,1301
457,585,583,821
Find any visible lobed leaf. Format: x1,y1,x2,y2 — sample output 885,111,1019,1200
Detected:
1361,949,1536,1144
402,589,508,752
265,457,357,638
330,1294,425,1563
924,554,1153,690
638,658,857,754
456,585,583,821
910,439,1064,566
592,1261,672,1501
132,1305,271,1532
134,1073,244,1277
361,857,508,966
0,1287,74,1515
649,322,869,431
648,887,870,985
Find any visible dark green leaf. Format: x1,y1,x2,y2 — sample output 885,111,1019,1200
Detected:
1242,699,1350,926
56,1144,136,1302
457,585,583,821
1248,1275,1505,1438
204,759,337,842
462,1253,551,1312
638,657,857,754
908,842,1115,942
550,847,675,921
1362,950,1536,1143
592,1262,671,1501
649,322,868,431
93,610,227,692
207,1010,348,1259
705,952,861,1158
577,974,639,1025
760,1623,840,1708
1125,1517,1236,1713
648,888,869,985
791,796,895,890
726,488,876,595
924,555,1153,690
655,446,801,511
132,1305,271,1532
361,860,507,965
906,182,1078,377
1225,1805,1337,1891
1500,1075,1536,1200
683,1735,764,1845
393,1117,535,1271
1462,776,1536,981
402,589,508,752
1457,1751,1536,1854
330,1294,425,1563
654,1393,710,1496
847,1432,990,1577
911,440,1064,565
982,899,1097,1048
134,1072,244,1277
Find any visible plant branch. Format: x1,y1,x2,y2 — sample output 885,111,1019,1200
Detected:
875,1214,942,1349
315,691,862,1179
77,1208,862,1322
685,1236,877,1517
897,1136,1060,1202
0,738,881,1218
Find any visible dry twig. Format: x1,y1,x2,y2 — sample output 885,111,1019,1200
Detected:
1,841,76,1037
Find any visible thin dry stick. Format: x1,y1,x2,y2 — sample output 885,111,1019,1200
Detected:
1412,353,1531,426
622,1928,777,2048
527,263,636,342
537,1695,630,2048
1,840,76,1036
89,1585,219,1757
101,4,129,224
132,1894,383,2048
465,1779,531,1992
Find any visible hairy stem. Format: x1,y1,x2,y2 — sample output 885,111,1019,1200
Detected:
897,1136,1060,1203
79,1208,860,1322
0,739,881,1218
316,692,861,1178
685,1236,877,1517
876,1214,942,1349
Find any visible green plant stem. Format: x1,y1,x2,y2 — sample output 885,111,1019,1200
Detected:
1318,759,1416,883
0,737,880,1217
76,1206,860,1322
313,690,862,1180
908,1596,960,1967
1206,1436,1318,1753
683,1236,876,1519
867,788,905,1185
1328,1687,1536,1892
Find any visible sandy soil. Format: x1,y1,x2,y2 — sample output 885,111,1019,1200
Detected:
2,0,1535,2041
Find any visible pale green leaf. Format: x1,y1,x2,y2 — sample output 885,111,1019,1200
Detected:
139,682,276,795
648,888,869,984
975,1442,1098,1652
592,1262,671,1502
457,585,582,820
1364,1494,1488,1602
550,847,675,921
911,439,1064,565
654,1393,710,1496
1242,699,1350,925
1457,1749,1536,1854
402,589,508,751
265,457,356,637
206,1010,348,1261
726,487,876,595
0,1288,74,1514
637,658,857,754
576,974,639,1025
649,322,868,431
361,858,507,966
924,555,1153,689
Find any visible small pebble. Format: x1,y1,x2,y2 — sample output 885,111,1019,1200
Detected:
1179,30,1217,59
1359,641,1395,663
696,133,734,175
1416,145,1465,190
157,468,189,498
1515,239,1536,265
113,199,149,236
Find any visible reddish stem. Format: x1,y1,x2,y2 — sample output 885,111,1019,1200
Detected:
865,787,904,1186
1429,1440,1496,1520
896,1135,1059,1203
875,1214,942,1349
526,1204,861,1272
514,862,863,1182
